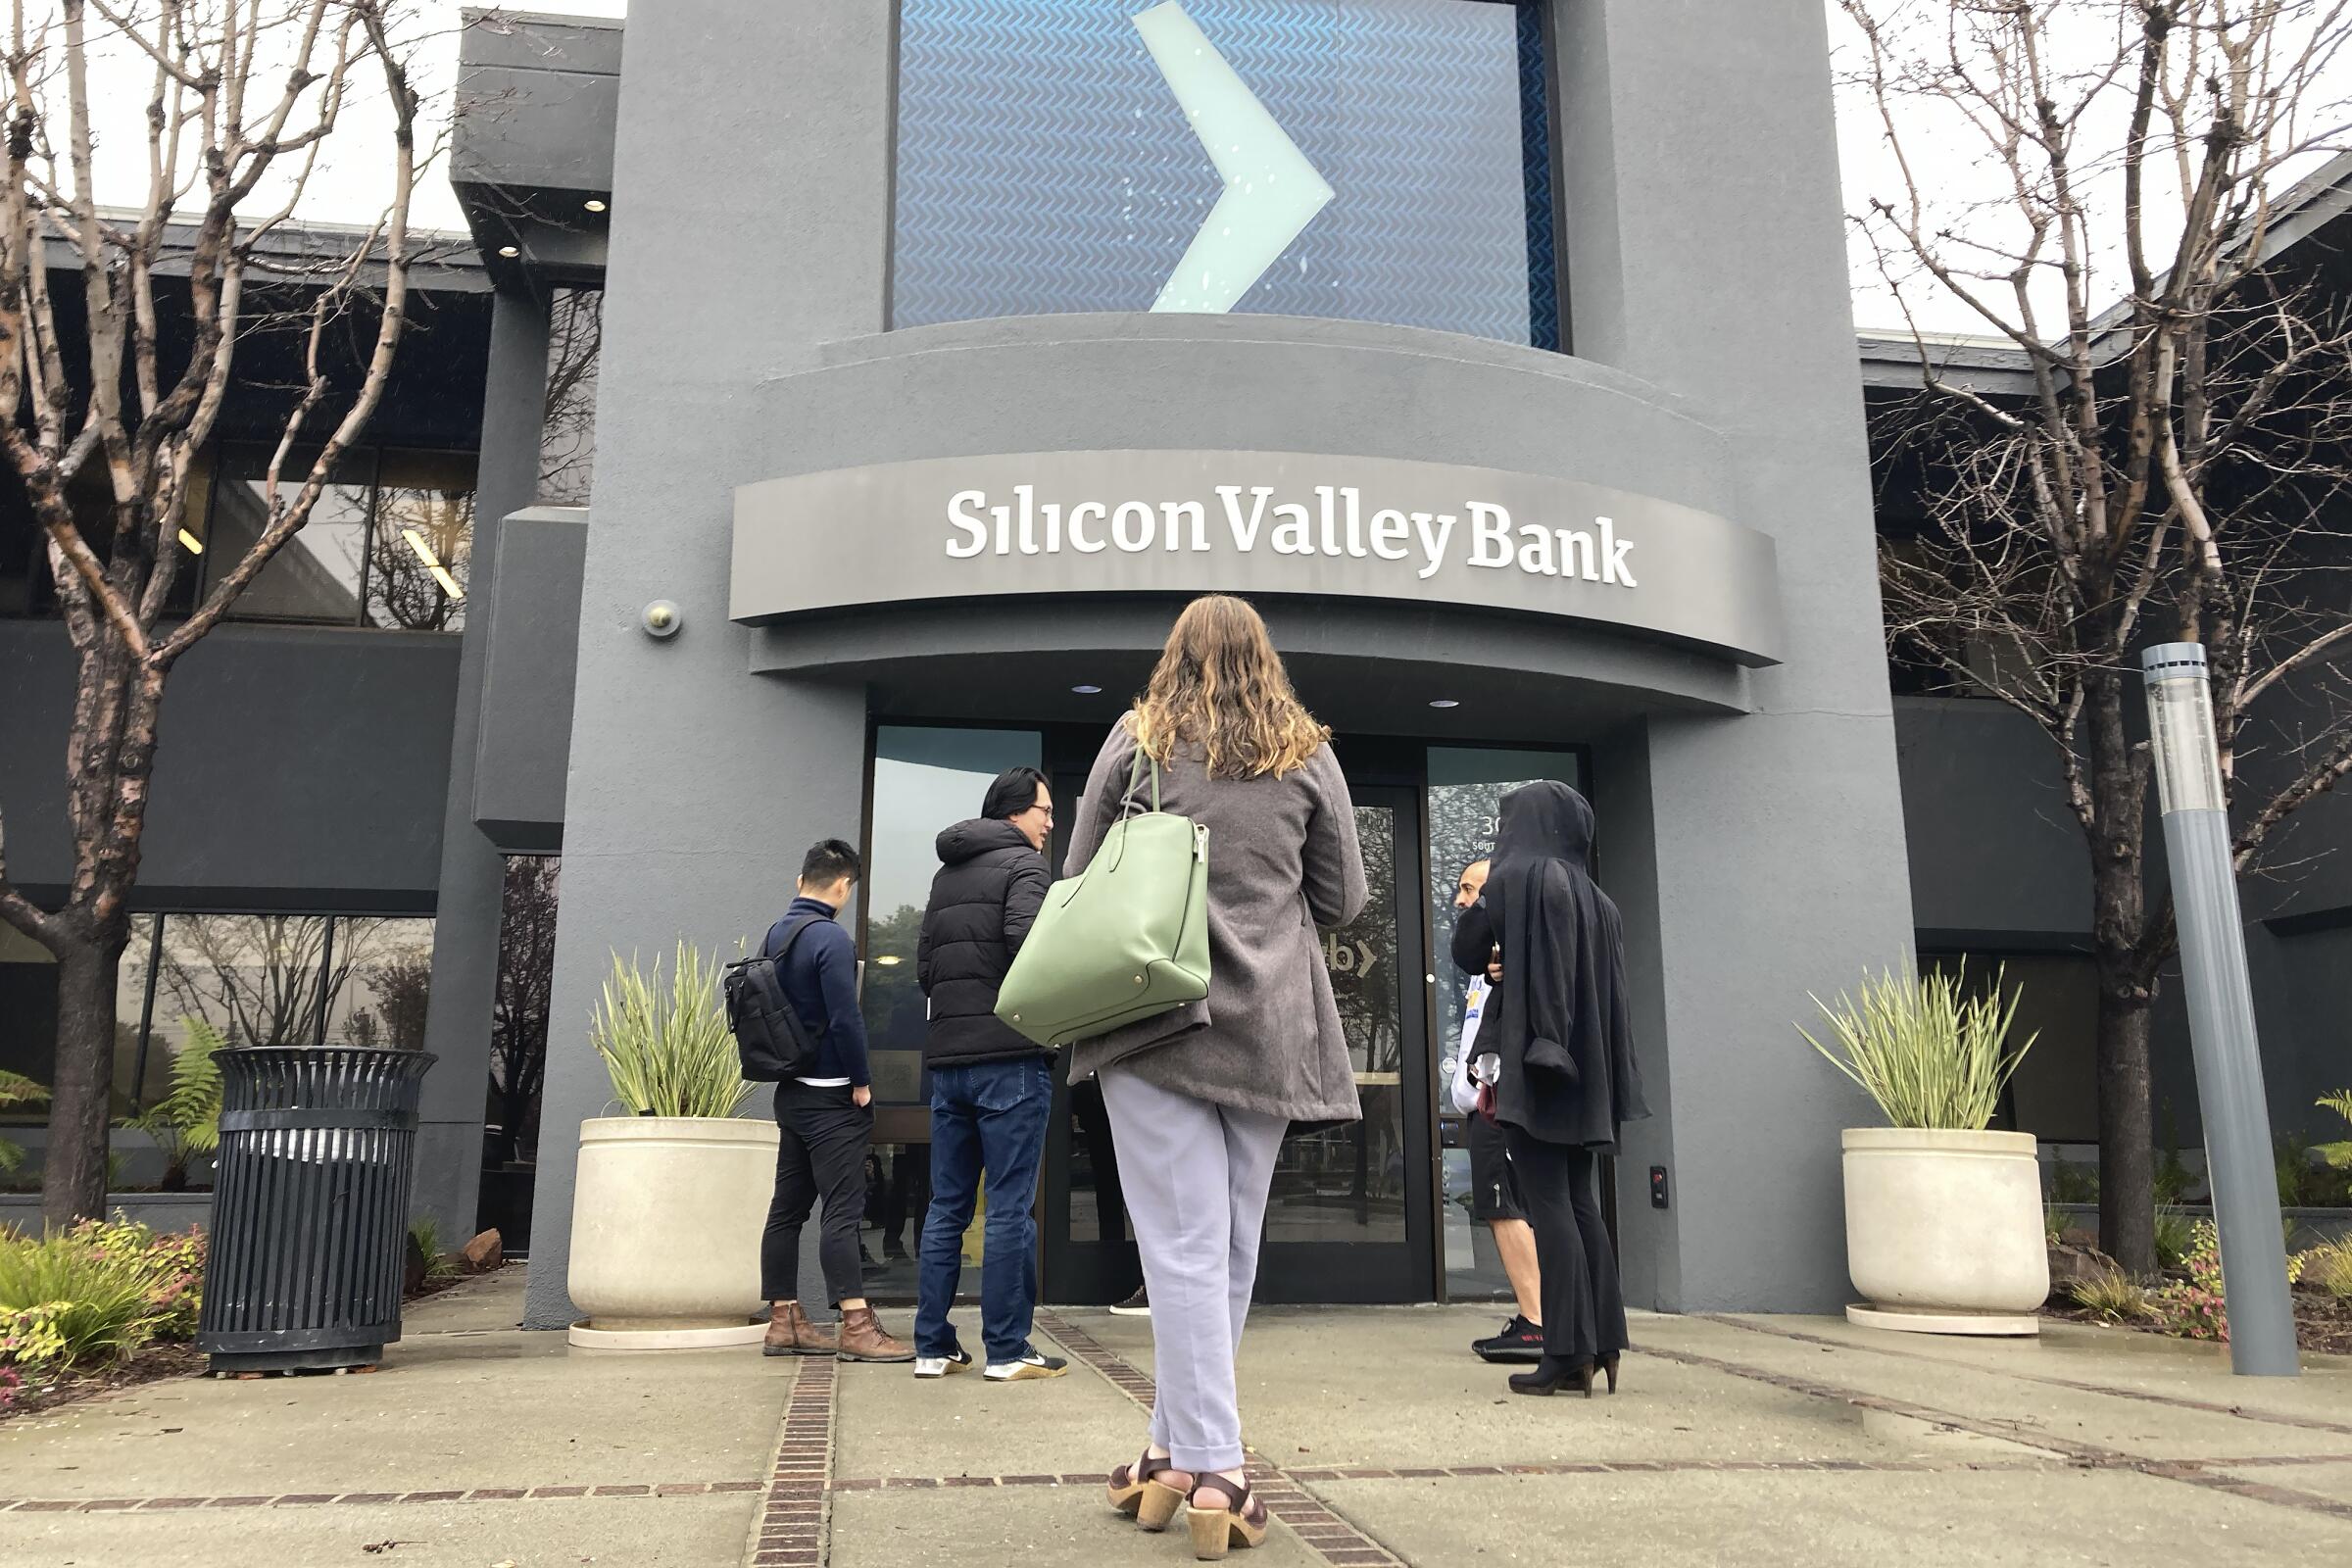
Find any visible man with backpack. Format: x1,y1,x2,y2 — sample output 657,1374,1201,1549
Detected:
756,838,914,1362
909,766,1068,1382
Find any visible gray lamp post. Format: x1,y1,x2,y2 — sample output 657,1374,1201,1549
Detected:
2140,643,2298,1377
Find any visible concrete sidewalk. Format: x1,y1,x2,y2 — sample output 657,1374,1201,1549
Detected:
2,1269,2348,1566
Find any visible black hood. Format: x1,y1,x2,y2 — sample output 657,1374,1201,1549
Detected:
936,817,1036,866
1493,780,1594,870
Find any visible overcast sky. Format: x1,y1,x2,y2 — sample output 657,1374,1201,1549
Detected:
54,1,2351,340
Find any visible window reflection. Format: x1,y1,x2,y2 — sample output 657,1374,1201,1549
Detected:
1427,746,1581,1301
206,453,373,623
859,726,1045,1106
368,451,476,630
197,446,476,629
323,917,437,1051
1264,805,1407,1245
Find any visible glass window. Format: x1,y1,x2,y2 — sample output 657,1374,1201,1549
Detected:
861,727,1046,1105
150,913,337,1053
322,917,437,1050
539,288,602,508
203,451,374,624
367,452,476,631
893,0,1558,348
1923,953,2098,1144
0,923,60,1125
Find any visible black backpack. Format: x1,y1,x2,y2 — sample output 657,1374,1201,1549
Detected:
723,914,828,1082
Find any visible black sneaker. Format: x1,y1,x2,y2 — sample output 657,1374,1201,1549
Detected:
1107,1285,1149,1317
984,1350,1069,1382
1473,1315,1546,1363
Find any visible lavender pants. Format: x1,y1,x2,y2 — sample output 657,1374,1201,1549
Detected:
1099,1067,1289,1473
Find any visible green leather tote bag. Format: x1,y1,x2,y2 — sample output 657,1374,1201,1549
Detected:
995,747,1211,1048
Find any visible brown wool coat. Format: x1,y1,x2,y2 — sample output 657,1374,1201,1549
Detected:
1061,719,1367,1124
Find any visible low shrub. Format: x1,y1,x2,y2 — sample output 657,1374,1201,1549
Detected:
2149,1219,2304,1343
0,1218,206,1371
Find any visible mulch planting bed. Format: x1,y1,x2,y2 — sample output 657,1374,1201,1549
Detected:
2044,1284,2352,1355
0,1342,203,1426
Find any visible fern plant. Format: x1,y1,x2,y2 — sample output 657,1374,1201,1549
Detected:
1801,962,2037,1131
126,1019,225,1191
2316,1090,2352,1171
0,1071,48,1181
590,942,752,1119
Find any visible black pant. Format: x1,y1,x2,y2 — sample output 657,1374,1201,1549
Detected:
1502,1127,1627,1366
761,1081,872,1305
881,1143,930,1256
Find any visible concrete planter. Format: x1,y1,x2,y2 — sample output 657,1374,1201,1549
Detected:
1842,1127,2048,1336
566,1116,778,1349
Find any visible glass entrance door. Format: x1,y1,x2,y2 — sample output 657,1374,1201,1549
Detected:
1255,785,1435,1302
1036,780,1437,1304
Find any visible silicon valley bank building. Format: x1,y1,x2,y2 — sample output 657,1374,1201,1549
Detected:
6,0,2044,1324
465,0,1917,1329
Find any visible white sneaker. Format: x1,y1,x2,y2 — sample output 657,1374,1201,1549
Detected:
912,1348,972,1379
984,1351,1069,1382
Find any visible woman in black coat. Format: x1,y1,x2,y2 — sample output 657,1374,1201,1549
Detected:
1452,781,1647,1396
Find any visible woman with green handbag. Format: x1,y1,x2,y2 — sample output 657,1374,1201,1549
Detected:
1079,595,1364,1561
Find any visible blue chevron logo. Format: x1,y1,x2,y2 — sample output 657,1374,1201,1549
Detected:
1132,1,1335,314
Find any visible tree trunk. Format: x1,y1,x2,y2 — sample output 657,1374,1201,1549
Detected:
41,934,122,1228
2094,963,2157,1273
2084,670,2157,1275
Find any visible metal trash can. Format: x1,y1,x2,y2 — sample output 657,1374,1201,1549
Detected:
198,1047,436,1374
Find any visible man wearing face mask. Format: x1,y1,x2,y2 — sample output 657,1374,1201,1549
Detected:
1449,858,1544,1363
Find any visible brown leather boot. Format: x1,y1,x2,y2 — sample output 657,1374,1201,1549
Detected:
762,1302,837,1357
835,1304,915,1362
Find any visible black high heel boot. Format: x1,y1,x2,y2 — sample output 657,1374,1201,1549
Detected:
1599,1353,1621,1395
1508,1356,1596,1397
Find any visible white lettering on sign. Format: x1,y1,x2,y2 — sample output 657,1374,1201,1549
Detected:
945,483,1637,589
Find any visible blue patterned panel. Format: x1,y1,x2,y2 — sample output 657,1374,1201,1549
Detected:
892,0,1556,348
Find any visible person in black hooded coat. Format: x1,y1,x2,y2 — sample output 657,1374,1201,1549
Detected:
1451,780,1647,1396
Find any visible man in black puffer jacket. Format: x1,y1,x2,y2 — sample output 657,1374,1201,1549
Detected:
909,766,1068,1384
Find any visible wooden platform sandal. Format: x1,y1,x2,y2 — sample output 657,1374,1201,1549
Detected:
1186,1475,1270,1561
1105,1449,1188,1532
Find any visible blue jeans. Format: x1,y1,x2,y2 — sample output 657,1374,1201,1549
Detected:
913,1055,1054,1362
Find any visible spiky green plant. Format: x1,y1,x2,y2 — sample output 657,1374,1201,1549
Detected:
408,1216,458,1285
2064,1263,2154,1323
589,942,752,1119
2153,1205,2196,1271
2301,1237,2352,1302
126,1019,225,1190
1800,962,2037,1131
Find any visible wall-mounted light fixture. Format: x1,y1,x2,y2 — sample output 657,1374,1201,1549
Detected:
584,198,608,214
641,600,682,639
498,244,520,258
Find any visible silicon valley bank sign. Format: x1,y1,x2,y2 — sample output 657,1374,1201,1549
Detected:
731,450,1786,667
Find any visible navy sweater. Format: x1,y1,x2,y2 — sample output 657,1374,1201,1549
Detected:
761,896,871,1087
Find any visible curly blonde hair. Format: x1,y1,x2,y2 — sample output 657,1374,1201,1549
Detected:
1130,596,1331,780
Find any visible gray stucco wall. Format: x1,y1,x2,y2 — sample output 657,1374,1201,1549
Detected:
517,0,1916,1325
0,621,455,906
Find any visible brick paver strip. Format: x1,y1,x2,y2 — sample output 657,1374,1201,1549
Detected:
739,1352,835,1568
